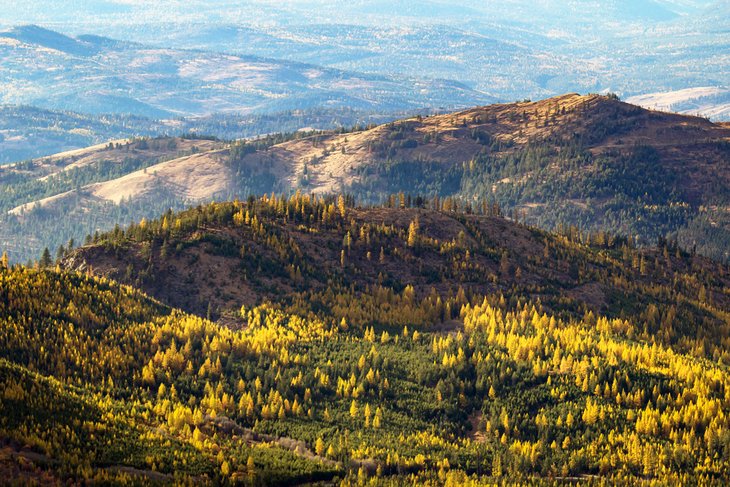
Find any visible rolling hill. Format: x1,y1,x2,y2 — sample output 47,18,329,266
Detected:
0,104,422,164
1,196,729,484
0,105,175,164
64,197,730,359
4,93,730,264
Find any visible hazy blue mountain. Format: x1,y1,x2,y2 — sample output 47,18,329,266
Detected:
1,24,101,56
0,25,493,118
12,1,719,103
2,1,724,104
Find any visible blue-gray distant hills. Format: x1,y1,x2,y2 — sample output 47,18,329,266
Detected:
0,25,493,119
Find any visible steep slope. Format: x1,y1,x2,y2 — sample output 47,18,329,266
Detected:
3,136,223,181
0,265,339,484
3,136,226,214
0,136,229,260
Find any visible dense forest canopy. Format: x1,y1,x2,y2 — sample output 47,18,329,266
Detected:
1,195,729,484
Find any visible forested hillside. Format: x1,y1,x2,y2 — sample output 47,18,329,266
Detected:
5,94,730,264
65,195,730,364
2,195,727,483
223,93,730,261
3,3,729,485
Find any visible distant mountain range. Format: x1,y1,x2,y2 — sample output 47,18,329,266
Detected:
4,0,724,102
0,25,493,119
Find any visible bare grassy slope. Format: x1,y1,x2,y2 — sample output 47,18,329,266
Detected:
7,138,226,214
13,94,730,213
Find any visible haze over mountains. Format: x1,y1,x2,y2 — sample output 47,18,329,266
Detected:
0,25,488,118
0,0,727,162
2,0,727,101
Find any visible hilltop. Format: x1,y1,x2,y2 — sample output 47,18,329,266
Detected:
64,196,730,362
5,93,730,263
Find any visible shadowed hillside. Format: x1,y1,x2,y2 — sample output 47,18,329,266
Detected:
64,196,730,364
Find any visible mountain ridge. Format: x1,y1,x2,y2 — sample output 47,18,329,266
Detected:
3,93,730,263
0,24,101,57
18,92,730,204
